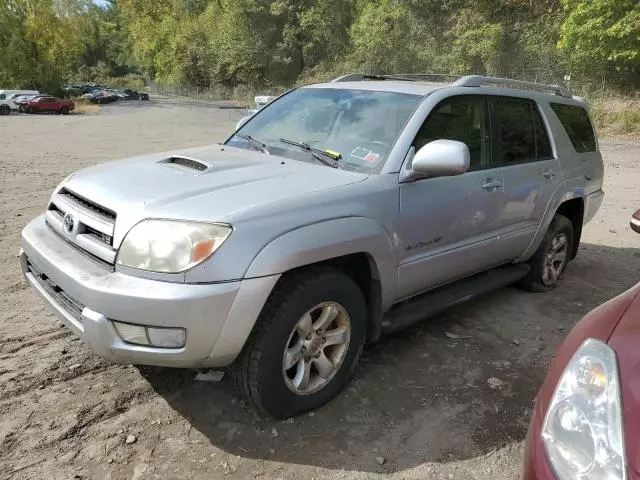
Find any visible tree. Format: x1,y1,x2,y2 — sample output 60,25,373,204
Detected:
559,0,640,70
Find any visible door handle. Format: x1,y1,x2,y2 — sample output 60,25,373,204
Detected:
542,169,555,180
482,179,503,191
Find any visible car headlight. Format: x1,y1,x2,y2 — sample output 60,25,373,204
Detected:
116,220,232,273
542,338,626,480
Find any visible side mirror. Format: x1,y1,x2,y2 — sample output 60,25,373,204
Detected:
235,115,251,131
631,209,640,234
411,139,470,177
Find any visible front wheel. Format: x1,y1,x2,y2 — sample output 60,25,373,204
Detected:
518,214,574,292
230,267,366,419
60,107,70,115
0,105,10,115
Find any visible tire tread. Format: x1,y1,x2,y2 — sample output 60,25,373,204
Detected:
230,267,362,417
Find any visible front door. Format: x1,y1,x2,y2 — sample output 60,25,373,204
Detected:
397,94,504,300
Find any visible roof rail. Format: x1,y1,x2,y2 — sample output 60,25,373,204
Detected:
453,75,571,97
331,73,460,83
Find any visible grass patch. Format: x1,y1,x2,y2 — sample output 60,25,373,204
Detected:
589,97,640,138
72,98,101,114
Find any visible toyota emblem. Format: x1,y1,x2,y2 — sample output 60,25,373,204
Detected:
63,213,75,233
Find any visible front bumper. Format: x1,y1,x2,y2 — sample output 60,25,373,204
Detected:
21,215,279,368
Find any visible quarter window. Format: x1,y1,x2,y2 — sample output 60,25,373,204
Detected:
492,97,552,165
413,95,491,170
550,103,596,153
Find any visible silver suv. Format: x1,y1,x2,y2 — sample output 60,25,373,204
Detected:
20,74,604,418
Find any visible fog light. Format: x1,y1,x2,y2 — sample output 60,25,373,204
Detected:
113,322,149,346
112,321,186,348
147,327,186,348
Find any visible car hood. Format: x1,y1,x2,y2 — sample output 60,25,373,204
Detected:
60,144,368,246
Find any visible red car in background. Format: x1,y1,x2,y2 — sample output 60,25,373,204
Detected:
523,208,640,480
24,96,74,115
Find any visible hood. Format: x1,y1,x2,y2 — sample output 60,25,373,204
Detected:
60,144,368,246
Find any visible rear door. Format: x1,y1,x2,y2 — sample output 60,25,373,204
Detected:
488,96,562,262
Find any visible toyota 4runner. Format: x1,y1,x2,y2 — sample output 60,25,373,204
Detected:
20,74,604,418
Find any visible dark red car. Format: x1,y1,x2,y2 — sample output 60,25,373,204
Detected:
24,96,74,115
523,209,640,480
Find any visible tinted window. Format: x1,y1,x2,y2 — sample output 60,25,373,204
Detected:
492,97,552,164
550,103,596,153
413,95,491,170
0,94,5,100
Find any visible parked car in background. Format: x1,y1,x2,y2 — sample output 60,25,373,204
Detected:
24,96,74,115
236,94,277,129
522,208,640,480
20,74,603,418
248,95,276,115
14,94,43,112
122,89,149,100
0,89,40,114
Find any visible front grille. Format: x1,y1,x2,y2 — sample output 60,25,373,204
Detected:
26,258,84,322
59,188,117,223
46,188,117,264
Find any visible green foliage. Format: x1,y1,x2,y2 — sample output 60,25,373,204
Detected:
560,0,640,68
1,0,638,94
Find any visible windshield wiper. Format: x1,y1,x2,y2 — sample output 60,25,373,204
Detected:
235,133,271,155
279,138,341,168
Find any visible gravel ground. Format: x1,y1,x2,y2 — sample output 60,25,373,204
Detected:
1,99,639,480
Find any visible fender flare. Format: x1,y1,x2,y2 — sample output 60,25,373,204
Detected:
516,179,586,262
245,216,397,316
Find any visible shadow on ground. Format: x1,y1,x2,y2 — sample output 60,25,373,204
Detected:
140,242,640,473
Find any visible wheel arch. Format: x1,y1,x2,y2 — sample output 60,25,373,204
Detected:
244,217,397,341
556,197,584,259
517,182,586,263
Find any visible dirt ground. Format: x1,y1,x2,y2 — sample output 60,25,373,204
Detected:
1,99,639,480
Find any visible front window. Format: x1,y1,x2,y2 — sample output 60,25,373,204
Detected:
227,88,422,173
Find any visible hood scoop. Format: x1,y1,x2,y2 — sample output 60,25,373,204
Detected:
158,156,210,173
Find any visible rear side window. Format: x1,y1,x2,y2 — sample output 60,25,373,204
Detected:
491,97,552,165
550,103,596,153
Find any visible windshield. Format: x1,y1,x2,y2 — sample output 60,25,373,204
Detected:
226,87,422,173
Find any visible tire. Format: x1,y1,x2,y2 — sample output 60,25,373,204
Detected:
230,267,367,419
28,106,37,114
517,214,574,292
0,104,10,115
60,107,70,115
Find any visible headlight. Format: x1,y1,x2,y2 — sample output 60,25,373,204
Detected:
542,338,626,480
116,220,232,273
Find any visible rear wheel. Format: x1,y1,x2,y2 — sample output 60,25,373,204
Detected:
230,267,367,419
0,104,10,115
518,214,574,292
60,106,70,115
28,106,37,114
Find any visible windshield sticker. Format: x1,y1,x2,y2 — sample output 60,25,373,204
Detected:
350,147,381,165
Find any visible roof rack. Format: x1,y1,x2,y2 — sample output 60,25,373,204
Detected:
331,73,571,97
453,75,571,97
331,73,460,83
